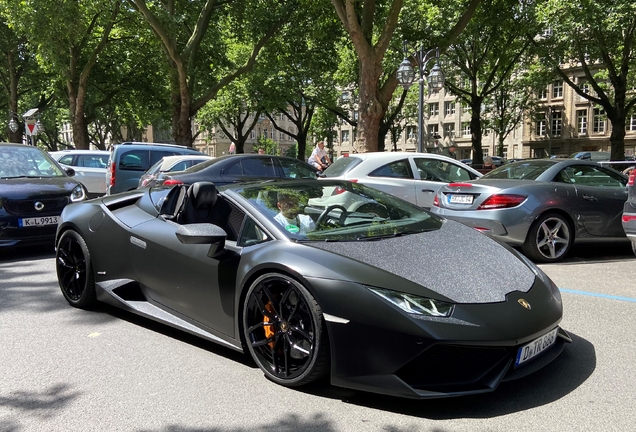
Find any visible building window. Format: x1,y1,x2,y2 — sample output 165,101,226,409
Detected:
551,111,562,136
593,108,605,133
577,110,588,134
353,110,359,120
428,124,439,138
444,123,455,137
462,122,471,137
444,101,456,116
538,87,547,100
251,130,255,139
483,149,489,157
552,80,563,98
428,103,439,117
626,114,636,131
406,126,417,141
341,130,350,143
536,117,546,136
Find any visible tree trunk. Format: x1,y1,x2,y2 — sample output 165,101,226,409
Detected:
470,98,483,165
356,61,385,153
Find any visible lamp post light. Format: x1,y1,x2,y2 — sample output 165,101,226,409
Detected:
396,41,445,153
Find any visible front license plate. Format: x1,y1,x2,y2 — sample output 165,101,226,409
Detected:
18,216,59,227
449,194,473,204
515,327,559,367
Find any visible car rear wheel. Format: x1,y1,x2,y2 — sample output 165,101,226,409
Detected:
243,273,329,387
631,241,636,256
56,230,97,309
522,213,572,263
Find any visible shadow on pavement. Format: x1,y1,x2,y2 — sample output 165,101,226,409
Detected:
299,332,594,419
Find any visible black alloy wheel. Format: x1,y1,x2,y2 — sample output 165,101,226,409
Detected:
522,212,573,263
56,230,97,309
243,273,329,387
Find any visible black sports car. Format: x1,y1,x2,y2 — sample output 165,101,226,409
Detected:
1,142,87,247
155,154,318,187
55,179,570,398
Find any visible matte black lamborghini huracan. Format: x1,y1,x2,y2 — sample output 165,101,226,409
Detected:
55,179,570,398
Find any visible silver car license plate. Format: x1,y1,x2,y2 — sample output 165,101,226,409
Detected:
449,194,473,204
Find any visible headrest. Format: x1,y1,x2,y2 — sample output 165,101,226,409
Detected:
189,182,218,209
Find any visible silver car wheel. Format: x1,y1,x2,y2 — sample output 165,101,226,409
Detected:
523,213,572,263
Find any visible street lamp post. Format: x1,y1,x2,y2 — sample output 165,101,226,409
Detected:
396,41,445,153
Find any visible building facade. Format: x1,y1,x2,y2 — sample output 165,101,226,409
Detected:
522,71,636,159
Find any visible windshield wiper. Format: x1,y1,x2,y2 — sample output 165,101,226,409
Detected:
356,230,429,241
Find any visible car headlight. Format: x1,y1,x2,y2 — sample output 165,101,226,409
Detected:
367,286,454,317
70,184,86,202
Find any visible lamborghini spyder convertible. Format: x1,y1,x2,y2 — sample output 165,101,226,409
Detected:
55,179,570,399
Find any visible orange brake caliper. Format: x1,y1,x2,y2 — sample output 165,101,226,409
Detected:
263,302,276,348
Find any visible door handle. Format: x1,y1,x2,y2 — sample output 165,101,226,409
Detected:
421,189,435,193
582,194,598,202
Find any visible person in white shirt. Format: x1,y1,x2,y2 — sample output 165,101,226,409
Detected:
308,141,331,171
274,192,316,235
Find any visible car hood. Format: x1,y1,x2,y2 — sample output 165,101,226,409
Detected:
0,177,80,199
308,219,536,304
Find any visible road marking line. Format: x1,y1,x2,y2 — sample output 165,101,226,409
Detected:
560,288,636,303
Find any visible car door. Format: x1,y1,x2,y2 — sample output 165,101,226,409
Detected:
557,165,627,237
360,158,418,204
412,157,476,209
129,217,239,337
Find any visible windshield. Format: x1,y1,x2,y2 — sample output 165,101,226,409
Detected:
480,160,554,180
322,156,363,177
0,146,65,178
238,181,443,241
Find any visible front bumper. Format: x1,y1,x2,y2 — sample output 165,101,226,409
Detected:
307,277,568,399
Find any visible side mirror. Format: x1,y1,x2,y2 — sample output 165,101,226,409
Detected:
65,167,76,176
175,223,227,258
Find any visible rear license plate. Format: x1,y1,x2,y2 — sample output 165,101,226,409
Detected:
18,216,59,227
449,194,473,204
515,327,559,367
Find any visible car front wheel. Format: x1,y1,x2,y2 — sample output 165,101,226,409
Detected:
243,273,329,387
56,230,97,309
522,212,572,263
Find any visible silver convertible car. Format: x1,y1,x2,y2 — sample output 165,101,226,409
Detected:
430,159,629,262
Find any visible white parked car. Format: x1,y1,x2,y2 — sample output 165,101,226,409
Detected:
320,152,482,209
49,149,110,198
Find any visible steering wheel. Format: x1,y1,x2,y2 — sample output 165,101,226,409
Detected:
316,205,348,228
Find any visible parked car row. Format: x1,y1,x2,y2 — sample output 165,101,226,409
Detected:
4,140,636,263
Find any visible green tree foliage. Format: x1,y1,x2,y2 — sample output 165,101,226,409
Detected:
197,78,263,154
535,0,636,160
442,0,539,165
330,0,481,153
130,0,295,147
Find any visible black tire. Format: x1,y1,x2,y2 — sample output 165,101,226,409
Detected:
56,230,97,309
522,212,572,263
631,241,636,256
243,273,329,387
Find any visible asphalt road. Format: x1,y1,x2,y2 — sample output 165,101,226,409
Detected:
1,244,635,432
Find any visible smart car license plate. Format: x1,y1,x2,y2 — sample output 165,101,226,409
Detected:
515,327,559,367
449,194,473,204
18,216,59,227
